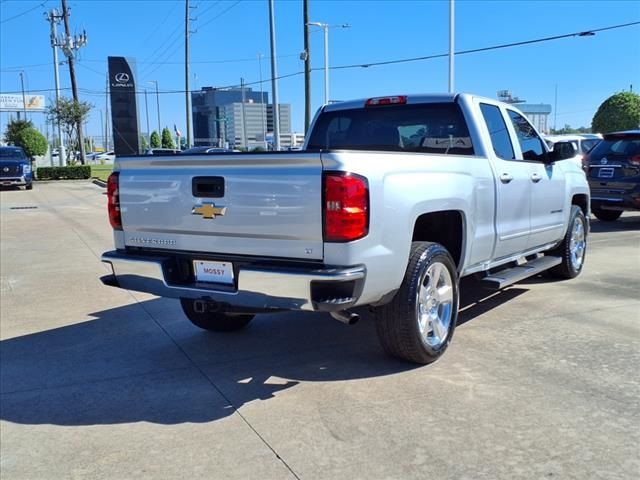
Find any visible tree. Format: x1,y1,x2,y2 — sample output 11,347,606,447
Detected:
140,134,149,151
161,127,175,148
150,131,161,148
3,118,34,145
592,92,640,134
46,97,92,164
14,127,48,159
550,124,591,135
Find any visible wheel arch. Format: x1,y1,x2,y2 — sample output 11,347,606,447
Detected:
412,210,466,271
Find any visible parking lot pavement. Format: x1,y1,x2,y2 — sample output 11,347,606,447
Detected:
1,182,639,479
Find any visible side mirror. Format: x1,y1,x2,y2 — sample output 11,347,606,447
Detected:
550,141,577,162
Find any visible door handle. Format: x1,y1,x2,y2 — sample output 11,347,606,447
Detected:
499,173,513,184
531,173,542,183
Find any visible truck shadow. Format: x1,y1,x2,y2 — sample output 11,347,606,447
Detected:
589,214,640,233
0,280,526,427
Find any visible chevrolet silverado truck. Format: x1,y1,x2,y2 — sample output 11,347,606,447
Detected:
101,93,589,364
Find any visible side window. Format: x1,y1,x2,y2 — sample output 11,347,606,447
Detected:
507,110,546,161
479,103,514,160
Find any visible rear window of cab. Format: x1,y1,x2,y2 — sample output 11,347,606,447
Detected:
307,103,475,155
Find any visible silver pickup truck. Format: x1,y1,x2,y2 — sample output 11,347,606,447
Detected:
101,93,589,364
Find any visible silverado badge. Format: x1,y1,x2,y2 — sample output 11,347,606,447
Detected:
192,203,227,219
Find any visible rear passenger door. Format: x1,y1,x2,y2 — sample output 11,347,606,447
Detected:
506,110,566,249
478,102,531,259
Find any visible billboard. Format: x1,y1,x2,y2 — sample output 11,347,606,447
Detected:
0,94,46,112
108,56,140,156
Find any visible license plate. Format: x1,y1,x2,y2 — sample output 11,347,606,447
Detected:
193,260,234,285
598,167,614,179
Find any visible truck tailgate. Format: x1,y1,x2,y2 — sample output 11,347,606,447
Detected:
118,153,324,260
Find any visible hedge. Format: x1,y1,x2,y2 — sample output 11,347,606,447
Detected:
36,166,92,180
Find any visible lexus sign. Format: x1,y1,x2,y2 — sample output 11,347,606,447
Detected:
108,56,140,156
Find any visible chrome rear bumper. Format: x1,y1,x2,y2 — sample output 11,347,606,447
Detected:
101,250,366,312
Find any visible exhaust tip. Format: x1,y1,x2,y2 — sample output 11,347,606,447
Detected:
330,310,360,325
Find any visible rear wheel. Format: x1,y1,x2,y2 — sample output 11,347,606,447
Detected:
592,206,622,222
374,242,459,365
180,298,254,332
25,183,33,190
549,205,587,279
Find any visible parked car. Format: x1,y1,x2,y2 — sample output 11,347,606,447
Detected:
544,134,601,167
101,93,588,365
180,146,235,154
91,151,116,163
144,148,181,156
0,146,33,190
584,130,640,221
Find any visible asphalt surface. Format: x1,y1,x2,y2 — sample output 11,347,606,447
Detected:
1,181,639,480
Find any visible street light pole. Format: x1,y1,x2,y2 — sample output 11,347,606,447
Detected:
144,88,151,147
148,80,161,134
19,72,27,120
258,53,266,148
268,0,280,151
449,0,455,93
308,22,349,105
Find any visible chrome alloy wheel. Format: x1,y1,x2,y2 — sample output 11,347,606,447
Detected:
417,261,454,348
569,215,586,271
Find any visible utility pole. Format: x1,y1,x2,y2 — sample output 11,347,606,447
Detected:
268,0,280,151
240,77,248,150
105,75,109,150
448,0,455,93
149,80,161,134
19,72,27,120
185,0,195,149
99,109,104,152
144,89,151,147
258,54,266,148
303,0,311,133
45,8,65,165
60,0,88,163
554,84,558,132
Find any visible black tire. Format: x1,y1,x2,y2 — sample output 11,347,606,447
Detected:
25,183,33,190
549,205,587,279
180,298,254,332
592,206,621,222
373,242,459,365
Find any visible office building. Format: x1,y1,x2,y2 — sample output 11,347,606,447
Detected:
497,90,552,134
517,103,552,134
192,86,268,146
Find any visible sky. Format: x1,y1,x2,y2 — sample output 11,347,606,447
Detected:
1,0,639,144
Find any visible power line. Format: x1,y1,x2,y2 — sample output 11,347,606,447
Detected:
4,20,638,97
196,0,221,19
331,20,640,70
196,0,241,31
0,0,47,24
139,0,181,48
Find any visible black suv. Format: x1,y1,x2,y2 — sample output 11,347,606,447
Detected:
584,130,640,221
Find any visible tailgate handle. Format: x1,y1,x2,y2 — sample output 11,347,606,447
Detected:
192,177,224,198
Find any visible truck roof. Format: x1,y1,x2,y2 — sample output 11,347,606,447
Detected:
323,93,460,112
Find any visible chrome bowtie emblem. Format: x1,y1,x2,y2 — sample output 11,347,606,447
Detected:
192,203,227,219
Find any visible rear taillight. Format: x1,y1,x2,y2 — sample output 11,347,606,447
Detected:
107,172,122,230
323,172,369,242
630,155,640,166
